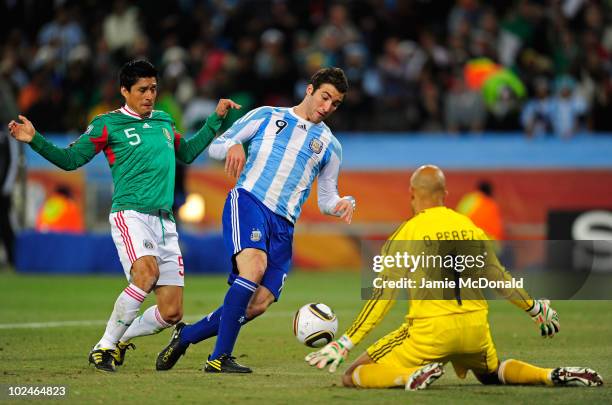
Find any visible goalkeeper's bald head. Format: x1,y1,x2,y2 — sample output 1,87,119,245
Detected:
410,165,447,213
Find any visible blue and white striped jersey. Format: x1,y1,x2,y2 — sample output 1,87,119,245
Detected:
209,106,343,223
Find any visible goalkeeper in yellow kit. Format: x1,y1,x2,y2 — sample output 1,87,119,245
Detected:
306,165,603,390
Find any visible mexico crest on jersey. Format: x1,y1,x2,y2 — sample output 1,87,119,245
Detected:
143,240,154,249
309,138,323,154
250,228,262,242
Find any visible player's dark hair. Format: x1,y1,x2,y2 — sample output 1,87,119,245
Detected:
119,59,158,91
309,67,348,94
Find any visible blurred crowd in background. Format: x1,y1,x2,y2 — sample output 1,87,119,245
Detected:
1,0,611,136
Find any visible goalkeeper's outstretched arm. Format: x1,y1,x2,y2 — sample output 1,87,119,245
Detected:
305,230,413,372
484,243,560,337
305,239,405,373
304,283,397,372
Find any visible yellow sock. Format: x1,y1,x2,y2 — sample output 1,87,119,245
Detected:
352,364,421,388
498,359,553,386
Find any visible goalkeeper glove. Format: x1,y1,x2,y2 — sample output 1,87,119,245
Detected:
528,299,560,338
304,335,354,373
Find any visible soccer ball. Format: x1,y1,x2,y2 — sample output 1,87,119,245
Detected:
293,303,338,348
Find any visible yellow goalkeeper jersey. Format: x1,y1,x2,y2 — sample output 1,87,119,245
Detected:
345,206,534,346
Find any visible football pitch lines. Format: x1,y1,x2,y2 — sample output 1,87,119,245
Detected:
0,319,107,329
0,310,319,330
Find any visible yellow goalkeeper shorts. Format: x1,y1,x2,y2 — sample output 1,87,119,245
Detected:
366,310,499,378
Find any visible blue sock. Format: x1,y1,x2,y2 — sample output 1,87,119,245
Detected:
181,306,255,345
180,306,223,345
210,276,257,359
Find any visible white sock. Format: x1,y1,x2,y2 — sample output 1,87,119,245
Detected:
95,284,147,350
119,305,172,343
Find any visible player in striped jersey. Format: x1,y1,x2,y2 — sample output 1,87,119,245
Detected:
156,68,356,373
9,60,240,372
306,165,603,390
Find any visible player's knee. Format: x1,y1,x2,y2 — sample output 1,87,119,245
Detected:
236,249,267,281
244,267,266,283
244,251,267,273
142,268,159,283
131,256,160,291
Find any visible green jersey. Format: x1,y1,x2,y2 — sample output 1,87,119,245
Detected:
29,107,222,216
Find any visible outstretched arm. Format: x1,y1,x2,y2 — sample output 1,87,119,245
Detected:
483,241,560,337
175,99,241,164
305,286,397,372
305,238,405,372
9,115,103,171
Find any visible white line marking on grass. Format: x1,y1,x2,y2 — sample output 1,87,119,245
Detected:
0,311,302,330
0,320,107,329
0,309,356,330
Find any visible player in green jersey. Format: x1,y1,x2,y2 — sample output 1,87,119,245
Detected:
8,60,240,372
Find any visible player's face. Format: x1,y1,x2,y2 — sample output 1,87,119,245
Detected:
306,83,344,124
121,77,157,116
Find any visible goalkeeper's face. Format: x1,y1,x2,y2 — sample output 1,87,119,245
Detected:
121,77,158,117
305,83,344,124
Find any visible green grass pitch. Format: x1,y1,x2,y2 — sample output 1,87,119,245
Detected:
0,271,610,404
